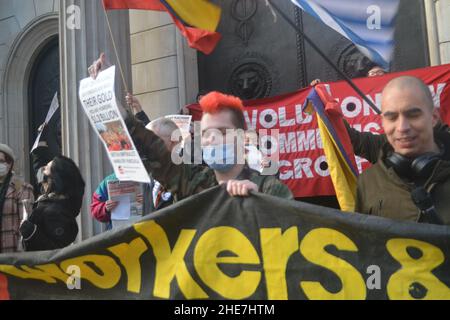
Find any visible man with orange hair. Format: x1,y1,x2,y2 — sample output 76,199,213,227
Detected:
123,91,293,201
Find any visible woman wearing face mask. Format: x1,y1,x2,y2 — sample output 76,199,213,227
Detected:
19,153,85,252
0,144,34,253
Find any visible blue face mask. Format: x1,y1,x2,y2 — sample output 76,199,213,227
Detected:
202,143,236,172
0,163,9,177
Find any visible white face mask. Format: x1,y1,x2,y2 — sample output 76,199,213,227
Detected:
0,163,9,177
245,145,263,173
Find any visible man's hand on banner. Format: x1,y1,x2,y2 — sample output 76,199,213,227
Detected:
105,200,119,213
88,52,110,79
310,79,321,86
225,179,258,197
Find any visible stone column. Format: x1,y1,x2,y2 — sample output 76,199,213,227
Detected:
425,0,450,64
425,0,441,66
436,0,450,63
59,0,132,240
128,9,199,120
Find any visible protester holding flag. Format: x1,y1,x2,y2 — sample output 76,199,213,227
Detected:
355,76,450,225
125,92,150,124
20,132,86,251
32,144,57,195
310,67,448,166
344,119,450,165
0,144,34,253
19,155,85,251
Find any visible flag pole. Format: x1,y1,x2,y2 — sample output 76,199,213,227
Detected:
102,6,133,113
267,0,381,115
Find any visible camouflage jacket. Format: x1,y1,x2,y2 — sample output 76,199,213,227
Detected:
127,116,293,201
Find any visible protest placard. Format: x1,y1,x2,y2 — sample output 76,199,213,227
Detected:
78,66,150,183
165,114,192,142
107,180,144,228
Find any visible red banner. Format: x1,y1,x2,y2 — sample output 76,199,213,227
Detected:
103,0,166,11
188,64,450,198
0,274,9,300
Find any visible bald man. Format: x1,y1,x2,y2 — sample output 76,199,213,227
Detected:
355,76,450,225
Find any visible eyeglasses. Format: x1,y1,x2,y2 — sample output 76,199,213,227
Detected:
368,70,385,77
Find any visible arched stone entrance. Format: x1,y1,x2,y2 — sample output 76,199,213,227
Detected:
2,14,59,180
28,36,60,186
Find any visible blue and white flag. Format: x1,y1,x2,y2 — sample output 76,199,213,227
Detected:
292,0,400,70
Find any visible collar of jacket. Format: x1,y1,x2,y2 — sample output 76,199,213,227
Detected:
235,165,260,181
3,175,25,198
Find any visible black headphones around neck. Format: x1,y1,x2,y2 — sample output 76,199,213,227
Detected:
385,151,442,180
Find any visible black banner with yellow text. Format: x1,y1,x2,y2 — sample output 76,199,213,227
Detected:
0,187,449,300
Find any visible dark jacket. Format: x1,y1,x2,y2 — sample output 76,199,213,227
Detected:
126,115,293,201
355,129,450,225
24,146,82,251
20,194,79,251
344,120,386,164
135,111,150,126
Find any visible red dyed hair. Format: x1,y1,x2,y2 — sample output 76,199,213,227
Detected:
199,91,246,129
199,91,244,113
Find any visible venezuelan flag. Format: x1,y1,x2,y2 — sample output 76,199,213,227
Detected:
103,0,222,54
304,86,358,212
161,0,221,32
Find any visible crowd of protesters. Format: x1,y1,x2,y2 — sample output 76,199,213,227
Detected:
1,51,449,254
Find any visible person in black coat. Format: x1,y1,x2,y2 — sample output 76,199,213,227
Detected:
20,154,85,251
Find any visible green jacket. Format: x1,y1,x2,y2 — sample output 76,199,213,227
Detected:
355,129,450,225
127,116,293,201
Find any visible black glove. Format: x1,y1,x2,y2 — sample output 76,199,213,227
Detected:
124,109,140,132
19,220,37,240
40,123,50,143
